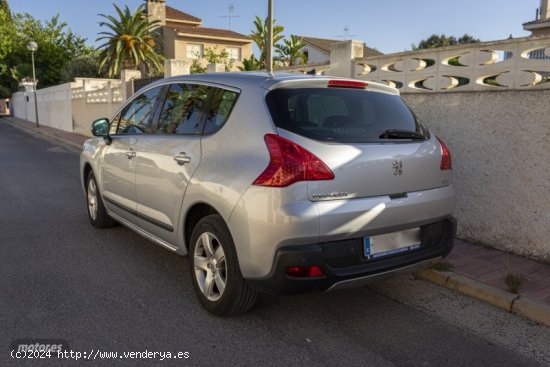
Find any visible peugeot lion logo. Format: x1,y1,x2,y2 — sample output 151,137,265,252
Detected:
393,160,403,175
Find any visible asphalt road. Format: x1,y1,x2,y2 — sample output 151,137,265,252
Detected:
1,120,548,367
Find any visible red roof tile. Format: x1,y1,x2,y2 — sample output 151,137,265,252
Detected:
172,25,252,41
165,5,201,24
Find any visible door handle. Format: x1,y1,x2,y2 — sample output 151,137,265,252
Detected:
173,152,191,165
125,149,136,159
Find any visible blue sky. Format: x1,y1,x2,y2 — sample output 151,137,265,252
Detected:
10,0,539,54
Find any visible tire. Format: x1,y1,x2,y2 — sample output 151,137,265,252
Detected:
189,214,258,316
86,171,116,228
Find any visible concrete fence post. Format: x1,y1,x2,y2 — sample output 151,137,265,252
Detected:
120,69,142,101
164,59,191,77
207,63,225,73
329,40,364,78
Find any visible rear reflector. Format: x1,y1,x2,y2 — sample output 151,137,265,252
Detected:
436,136,452,170
285,265,324,278
328,80,368,89
253,134,334,187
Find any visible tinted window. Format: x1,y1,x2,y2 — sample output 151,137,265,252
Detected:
156,83,210,135
117,86,161,134
203,89,239,135
266,88,428,143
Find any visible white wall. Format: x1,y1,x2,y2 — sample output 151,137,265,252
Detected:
403,90,550,261
302,45,330,64
11,78,123,136
11,83,73,132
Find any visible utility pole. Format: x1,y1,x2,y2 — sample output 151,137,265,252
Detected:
267,0,274,73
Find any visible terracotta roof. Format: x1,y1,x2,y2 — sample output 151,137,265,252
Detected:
362,44,383,58
165,5,201,24
301,36,383,57
172,25,252,41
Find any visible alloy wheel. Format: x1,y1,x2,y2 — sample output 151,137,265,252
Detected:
193,232,227,301
87,178,98,221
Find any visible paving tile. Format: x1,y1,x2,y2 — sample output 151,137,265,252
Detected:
455,260,494,275
464,262,508,278
524,284,550,301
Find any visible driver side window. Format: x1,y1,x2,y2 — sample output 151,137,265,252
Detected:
116,86,162,134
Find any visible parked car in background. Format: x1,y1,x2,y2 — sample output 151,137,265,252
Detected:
80,72,456,316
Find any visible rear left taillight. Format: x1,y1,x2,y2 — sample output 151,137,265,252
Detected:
437,136,452,170
253,134,334,187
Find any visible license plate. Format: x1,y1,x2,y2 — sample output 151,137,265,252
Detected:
364,228,421,259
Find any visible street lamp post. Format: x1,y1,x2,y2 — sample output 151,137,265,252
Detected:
266,0,274,73
27,41,39,128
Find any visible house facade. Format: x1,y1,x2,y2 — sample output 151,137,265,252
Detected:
145,0,252,70
299,36,382,64
523,0,550,36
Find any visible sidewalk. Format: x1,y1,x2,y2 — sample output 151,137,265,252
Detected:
2,115,549,326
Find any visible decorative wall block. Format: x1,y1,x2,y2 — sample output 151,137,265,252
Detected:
445,53,470,66
381,60,403,72
351,36,550,92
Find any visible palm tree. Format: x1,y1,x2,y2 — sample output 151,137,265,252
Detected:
238,55,261,71
275,35,307,67
96,4,164,78
250,16,284,69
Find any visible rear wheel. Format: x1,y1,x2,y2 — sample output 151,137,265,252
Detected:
86,171,116,228
189,214,257,316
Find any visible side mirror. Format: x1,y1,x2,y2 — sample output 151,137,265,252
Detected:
91,118,112,145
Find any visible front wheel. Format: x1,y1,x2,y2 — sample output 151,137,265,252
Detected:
86,171,116,228
189,214,257,316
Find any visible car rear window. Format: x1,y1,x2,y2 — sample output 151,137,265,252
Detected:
265,88,429,143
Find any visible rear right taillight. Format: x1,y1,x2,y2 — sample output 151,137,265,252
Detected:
437,136,452,170
253,134,334,187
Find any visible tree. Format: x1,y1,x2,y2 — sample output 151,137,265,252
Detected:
0,11,91,93
238,55,261,71
412,34,480,50
250,16,284,69
0,0,15,62
60,53,109,82
204,47,234,71
96,4,164,78
0,0,10,18
275,35,307,67
189,47,234,74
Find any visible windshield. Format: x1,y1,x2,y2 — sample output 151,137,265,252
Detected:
266,88,429,143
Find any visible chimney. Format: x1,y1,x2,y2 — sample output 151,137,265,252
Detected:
146,0,166,26
541,0,550,20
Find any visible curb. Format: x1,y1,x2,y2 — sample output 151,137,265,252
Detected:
415,269,550,326
1,117,85,151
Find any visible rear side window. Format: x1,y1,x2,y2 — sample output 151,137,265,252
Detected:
156,83,210,135
203,89,239,135
266,88,428,143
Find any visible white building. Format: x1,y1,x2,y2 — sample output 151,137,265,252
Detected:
299,36,382,64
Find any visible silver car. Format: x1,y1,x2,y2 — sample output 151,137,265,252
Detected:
80,73,456,316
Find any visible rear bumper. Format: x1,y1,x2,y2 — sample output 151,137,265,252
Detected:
246,217,456,294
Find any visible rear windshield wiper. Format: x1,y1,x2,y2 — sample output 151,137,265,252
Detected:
379,129,426,140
